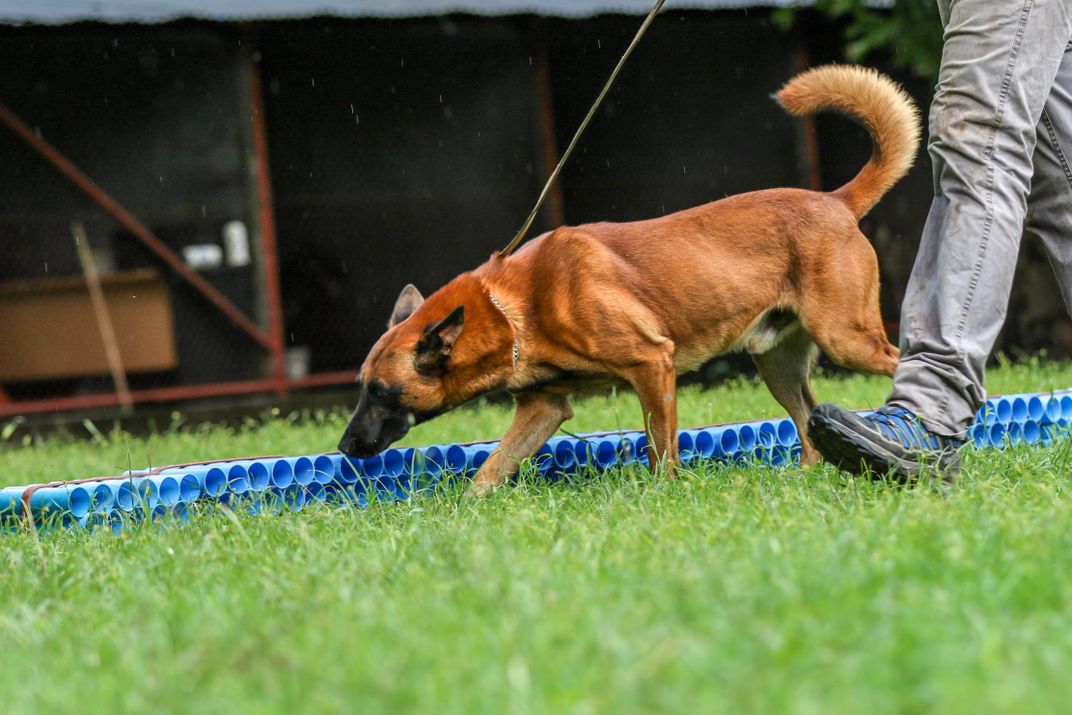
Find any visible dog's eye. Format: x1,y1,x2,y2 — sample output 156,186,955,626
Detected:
369,385,388,402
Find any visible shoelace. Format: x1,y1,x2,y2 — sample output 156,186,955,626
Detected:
868,406,954,451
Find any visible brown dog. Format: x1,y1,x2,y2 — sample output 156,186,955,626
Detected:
338,65,920,494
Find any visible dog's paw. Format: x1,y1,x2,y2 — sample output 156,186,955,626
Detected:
467,480,498,498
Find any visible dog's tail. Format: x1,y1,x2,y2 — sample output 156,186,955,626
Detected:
776,65,920,219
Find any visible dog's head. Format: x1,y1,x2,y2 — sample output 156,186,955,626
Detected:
338,278,512,458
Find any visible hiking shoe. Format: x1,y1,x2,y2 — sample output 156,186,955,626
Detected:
808,403,964,482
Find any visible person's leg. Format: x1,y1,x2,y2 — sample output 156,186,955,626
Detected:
888,0,1072,437
809,0,1072,479
1025,38,1072,314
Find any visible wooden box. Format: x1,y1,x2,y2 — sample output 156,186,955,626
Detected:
0,268,177,382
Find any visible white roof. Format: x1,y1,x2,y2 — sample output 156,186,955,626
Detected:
2,0,819,25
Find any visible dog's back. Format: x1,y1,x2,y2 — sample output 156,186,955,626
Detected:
494,66,920,371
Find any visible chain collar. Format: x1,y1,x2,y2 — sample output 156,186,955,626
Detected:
487,292,520,368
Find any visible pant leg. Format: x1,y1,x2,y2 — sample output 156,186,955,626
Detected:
889,0,1072,437
1025,39,1072,313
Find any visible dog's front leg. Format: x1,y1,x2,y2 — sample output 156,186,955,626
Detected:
469,391,574,496
623,358,679,477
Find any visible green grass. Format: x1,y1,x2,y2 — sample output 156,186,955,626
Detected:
2,358,1072,714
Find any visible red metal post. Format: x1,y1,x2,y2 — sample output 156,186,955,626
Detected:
532,18,567,228
248,58,289,396
0,371,357,418
795,44,823,192
0,101,272,350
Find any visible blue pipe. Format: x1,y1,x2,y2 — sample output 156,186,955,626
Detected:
1059,395,1072,422
139,475,181,507
532,443,556,475
445,445,470,474
445,444,495,476
1023,420,1041,445
170,502,190,524
575,436,620,470
312,455,337,485
27,485,90,519
550,437,577,471
227,460,270,491
1011,397,1028,423
267,484,306,513
381,449,406,478
329,453,363,485
736,424,758,453
11,385,1072,537
276,457,315,487
361,453,385,479
678,430,697,463
1,486,23,523
268,459,294,489
222,463,250,494
1042,396,1061,425
421,445,448,476
396,447,421,477
110,480,137,511
306,482,327,503
132,503,168,524
162,466,227,499
177,474,203,503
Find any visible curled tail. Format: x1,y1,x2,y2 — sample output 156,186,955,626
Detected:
776,65,920,219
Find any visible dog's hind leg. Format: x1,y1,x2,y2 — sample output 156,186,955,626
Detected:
469,391,573,496
799,231,900,377
752,323,821,466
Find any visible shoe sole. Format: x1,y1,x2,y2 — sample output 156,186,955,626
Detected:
808,407,960,484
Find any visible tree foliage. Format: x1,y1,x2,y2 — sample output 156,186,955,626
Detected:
774,0,943,79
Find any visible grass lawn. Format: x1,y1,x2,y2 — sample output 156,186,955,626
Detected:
2,358,1072,714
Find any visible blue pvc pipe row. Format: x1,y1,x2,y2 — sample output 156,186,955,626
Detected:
4,388,1070,535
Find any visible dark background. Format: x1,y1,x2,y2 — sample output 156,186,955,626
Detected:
0,8,1066,415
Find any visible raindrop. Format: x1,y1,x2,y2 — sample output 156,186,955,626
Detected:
400,57,405,68
597,39,602,49
44,262,48,273
311,78,316,87
349,103,354,113
201,205,207,217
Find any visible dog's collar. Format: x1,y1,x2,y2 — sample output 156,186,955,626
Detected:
487,291,520,368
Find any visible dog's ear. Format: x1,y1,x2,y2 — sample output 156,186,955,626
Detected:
414,306,465,375
388,284,424,328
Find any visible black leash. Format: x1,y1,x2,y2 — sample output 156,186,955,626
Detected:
499,0,668,257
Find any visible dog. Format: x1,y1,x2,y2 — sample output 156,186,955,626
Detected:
338,65,920,494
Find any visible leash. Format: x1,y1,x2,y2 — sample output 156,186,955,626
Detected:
499,0,668,258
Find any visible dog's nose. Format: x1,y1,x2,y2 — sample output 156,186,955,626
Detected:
337,436,358,456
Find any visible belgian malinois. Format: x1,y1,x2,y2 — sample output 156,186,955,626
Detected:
338,65,919,494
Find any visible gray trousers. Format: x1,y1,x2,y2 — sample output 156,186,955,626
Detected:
888,0,1072,437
